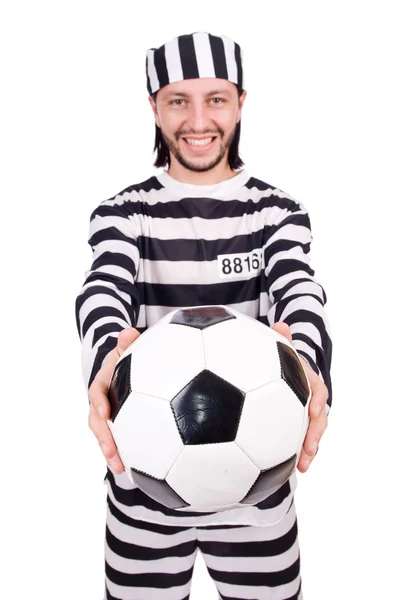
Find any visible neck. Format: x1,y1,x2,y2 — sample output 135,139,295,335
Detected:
167,159,238,185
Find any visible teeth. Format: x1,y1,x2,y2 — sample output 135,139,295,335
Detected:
185,138,213,146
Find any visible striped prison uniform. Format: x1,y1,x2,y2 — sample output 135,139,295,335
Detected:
75,167,332,598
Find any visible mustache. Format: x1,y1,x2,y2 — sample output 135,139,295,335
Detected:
176,129,223,139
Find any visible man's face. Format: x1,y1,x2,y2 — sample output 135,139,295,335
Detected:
150,78,247,173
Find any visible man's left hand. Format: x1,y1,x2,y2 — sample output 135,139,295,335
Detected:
272,322,329,473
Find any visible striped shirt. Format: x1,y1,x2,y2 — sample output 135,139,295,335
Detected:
75,167,332,527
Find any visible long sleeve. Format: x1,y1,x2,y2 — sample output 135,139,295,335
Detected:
263,199,333,411
75,201,141,392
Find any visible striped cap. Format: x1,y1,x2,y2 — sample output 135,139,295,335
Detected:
146,31,244,95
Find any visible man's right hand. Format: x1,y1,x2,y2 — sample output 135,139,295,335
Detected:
88,327,141,474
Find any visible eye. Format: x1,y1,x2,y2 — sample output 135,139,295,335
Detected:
171,99,185,106
211,97,225,105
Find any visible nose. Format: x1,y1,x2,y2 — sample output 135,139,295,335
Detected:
186,100,212,132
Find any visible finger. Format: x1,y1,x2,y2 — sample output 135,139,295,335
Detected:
302,410,328,458
303,367,328,418
297,447,312,473
117,327,141,354
88,407,117,453
309,385,329,419
302,361,327,399
89,349,120,419
88,377,112,420
101,345,123,384
88,408,125,473
98,329,141,405
271,322,293,344
101,345,119,370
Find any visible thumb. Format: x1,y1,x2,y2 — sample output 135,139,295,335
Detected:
271,322,293,344
117,327,141,355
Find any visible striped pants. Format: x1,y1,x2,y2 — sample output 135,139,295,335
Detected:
104,495,303,600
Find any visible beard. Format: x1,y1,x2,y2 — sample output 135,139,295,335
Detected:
160,125,237,173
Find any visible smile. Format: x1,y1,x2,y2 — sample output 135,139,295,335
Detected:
182,137,217,151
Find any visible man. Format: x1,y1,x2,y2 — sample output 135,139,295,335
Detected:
75,31,332,600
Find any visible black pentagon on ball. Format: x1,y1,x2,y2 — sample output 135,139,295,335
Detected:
241,455,297,505
108,354,132,422
171,369,245,445
277,342,310,407
170,305,235,329
131,468,189,509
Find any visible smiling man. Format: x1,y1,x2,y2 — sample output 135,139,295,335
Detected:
150,78,245,181
76,31,332,600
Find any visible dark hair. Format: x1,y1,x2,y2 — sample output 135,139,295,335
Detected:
152,85,245,170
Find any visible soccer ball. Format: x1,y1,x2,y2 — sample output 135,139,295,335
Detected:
107,305,311,512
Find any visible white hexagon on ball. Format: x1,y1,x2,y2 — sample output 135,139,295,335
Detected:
108,391,184,484
126,322,205,400
202,316,282,392
236,379,306,471
166,442,259,509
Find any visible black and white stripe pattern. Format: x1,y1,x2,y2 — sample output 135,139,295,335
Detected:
146,31,244,95
75,168,332,528
105,492,303,600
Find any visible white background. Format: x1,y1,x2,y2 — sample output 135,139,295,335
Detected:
1,1,396,598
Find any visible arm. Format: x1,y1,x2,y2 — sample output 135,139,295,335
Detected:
263,197,333,412
75,200,141,392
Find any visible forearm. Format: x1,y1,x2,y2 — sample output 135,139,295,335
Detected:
75,280,138,390
76,203,141,392
267,290,333,411
263,202,332,410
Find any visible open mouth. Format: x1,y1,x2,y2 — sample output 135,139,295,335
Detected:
182,137,217,151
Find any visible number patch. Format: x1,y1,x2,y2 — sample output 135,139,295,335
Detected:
218,249,264,280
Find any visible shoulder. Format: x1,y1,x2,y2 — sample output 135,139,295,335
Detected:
113,175,164,198
89,175,163,221
246,175,309,214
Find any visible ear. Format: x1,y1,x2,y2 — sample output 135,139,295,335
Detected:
148,95,161,128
